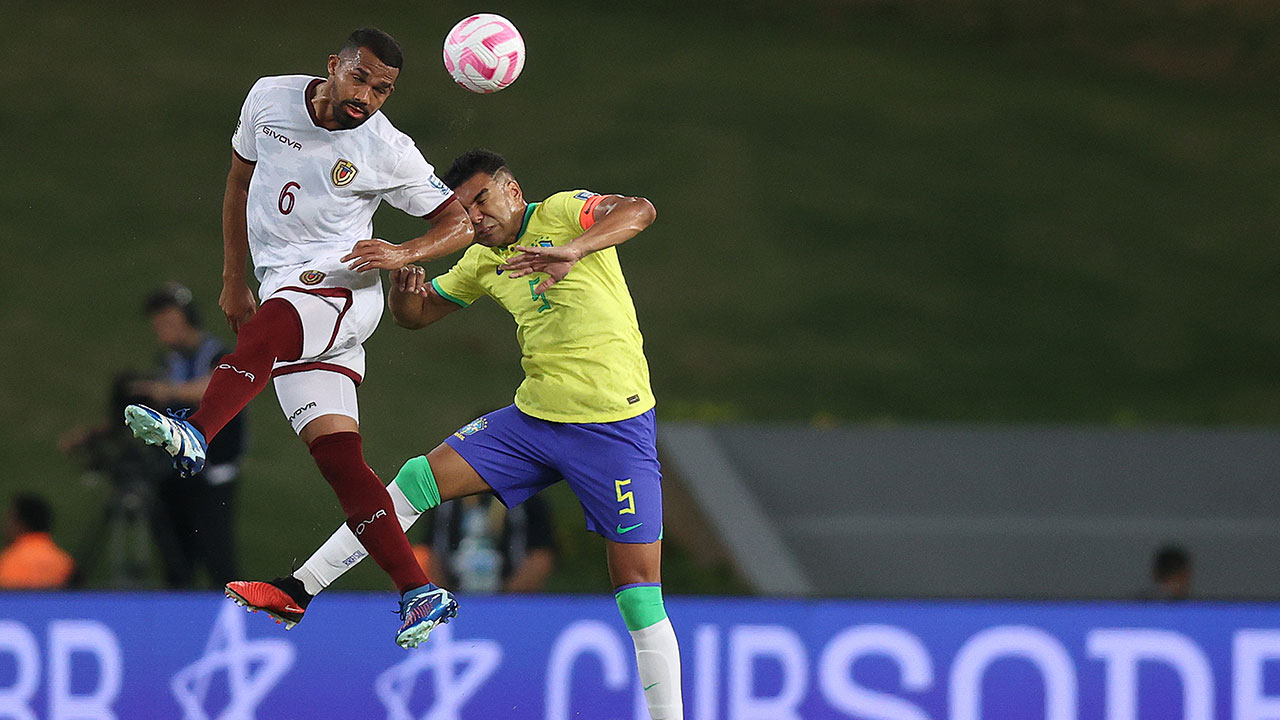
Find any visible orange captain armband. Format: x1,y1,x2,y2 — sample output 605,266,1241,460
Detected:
579,193,606,230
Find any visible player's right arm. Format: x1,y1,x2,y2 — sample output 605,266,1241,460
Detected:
220,152,258,333
343,143,475,273
388,266,462,329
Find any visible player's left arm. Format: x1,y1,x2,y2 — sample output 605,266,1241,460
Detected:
342,196,475,272
500,195,656,294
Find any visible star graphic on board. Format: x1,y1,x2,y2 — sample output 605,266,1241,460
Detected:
375,623,503,720
171,601,296,720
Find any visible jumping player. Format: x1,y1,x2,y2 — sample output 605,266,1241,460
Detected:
227,149,684,719
123,29,474,648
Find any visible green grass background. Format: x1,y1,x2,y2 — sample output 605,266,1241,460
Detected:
4,1,1278,594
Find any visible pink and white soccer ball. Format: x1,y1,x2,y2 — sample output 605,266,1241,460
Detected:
442,13,526,93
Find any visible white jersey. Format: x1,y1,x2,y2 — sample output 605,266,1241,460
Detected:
230,75,454,279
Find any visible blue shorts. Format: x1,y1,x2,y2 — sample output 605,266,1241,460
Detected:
444,405,662,544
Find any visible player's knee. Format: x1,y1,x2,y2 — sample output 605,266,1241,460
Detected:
615,584,667,632
235,299,302,361
607,541,662,586
393,455,441,512
307,431,363,475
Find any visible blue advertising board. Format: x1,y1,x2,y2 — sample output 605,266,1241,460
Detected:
0,593,1278,718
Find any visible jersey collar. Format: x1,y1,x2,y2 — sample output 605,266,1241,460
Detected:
514,202,539,243
304,79,327,129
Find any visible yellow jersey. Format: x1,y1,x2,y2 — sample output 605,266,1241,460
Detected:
431,190,654,423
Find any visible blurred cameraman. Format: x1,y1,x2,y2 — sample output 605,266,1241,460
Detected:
130,283,248,588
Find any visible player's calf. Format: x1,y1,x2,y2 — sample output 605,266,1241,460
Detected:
617,583,684,720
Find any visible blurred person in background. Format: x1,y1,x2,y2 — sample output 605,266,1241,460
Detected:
56,284,246,588
0,494,75,589
133,283,247,588
1142,543,1192,600
414,493,556,593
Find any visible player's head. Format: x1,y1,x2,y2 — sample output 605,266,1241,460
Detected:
143,282,201,348
443,149,525,247
325,28,403,129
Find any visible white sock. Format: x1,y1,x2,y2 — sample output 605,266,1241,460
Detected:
293,480,424,596
630,617,683,720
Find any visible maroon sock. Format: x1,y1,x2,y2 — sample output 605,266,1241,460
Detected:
188,299,303,440
308,432,429,594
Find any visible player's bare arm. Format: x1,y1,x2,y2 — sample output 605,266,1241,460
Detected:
388,266,462,329
500,195,655,293
342,199,474,272
220,152,259,333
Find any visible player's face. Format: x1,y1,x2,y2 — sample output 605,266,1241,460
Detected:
455,171,525,247
325,48,398,128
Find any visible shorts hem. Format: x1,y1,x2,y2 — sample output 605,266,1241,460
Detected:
272,362,363,386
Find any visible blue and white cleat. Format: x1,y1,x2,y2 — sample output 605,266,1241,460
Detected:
123,404,207,477
395,583,459,649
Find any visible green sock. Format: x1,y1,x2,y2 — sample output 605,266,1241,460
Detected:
616,584,683,718
392,455,441,513
615,584,668,631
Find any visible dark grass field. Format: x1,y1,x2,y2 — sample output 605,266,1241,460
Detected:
5,1,1278,592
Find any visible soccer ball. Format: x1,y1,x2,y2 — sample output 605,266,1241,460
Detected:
442,14,526,94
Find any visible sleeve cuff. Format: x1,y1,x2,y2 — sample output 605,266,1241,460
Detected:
430,277,469,307
423,194,458,220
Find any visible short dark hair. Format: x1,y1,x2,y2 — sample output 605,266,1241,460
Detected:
1153,544,1191,580
143,282,200,327
443,149,510,190
341,28,403,69
11,494,53,533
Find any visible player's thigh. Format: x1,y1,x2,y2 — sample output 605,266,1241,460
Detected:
424,442,494,501
298,413,359,444
606,539,662,587
558,410,663,545
272,370,360,439
438,406,560,509
262,262,381,365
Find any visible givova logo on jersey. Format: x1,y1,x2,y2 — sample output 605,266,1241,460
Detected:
331,158,358,187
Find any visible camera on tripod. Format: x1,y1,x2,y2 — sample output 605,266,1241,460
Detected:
69,372,170,484
67,371,178,587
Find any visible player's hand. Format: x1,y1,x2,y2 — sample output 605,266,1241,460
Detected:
499,244,582,293
220,280,258,334
389,265,430,296
343,239,410,272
